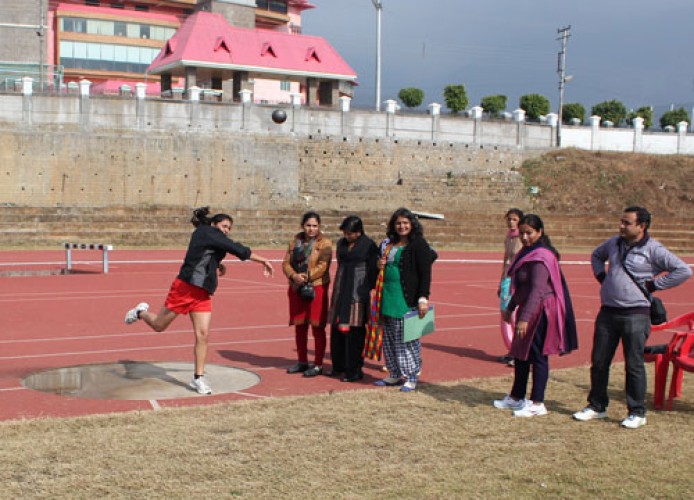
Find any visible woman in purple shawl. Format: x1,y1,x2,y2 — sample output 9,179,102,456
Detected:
493,214,578,417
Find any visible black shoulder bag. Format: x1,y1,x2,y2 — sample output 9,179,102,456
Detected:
619,245,667,325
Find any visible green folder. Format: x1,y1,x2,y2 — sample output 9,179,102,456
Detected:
403,305,435,342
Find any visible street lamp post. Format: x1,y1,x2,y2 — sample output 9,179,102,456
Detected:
371,0,383,111
556,25,571,147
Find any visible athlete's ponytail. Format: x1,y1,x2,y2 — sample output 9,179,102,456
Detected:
191,206,211,227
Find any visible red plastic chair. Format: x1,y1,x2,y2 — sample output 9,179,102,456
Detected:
666,333,694,410
647,312,694,410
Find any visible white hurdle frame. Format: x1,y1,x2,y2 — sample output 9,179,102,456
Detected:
63,243,114,273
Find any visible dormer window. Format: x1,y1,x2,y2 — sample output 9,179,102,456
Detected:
305,47,320,63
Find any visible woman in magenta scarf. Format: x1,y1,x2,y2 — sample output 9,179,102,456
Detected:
493,214,577,417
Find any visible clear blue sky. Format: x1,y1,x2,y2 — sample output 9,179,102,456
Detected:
303,0,694,119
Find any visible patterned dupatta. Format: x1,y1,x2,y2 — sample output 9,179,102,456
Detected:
363,243,392,360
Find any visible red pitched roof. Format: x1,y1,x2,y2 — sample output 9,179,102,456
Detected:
147,11,356,81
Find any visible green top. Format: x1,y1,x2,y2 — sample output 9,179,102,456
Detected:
381,246,410,318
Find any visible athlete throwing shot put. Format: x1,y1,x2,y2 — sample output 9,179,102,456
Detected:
124,207,274,394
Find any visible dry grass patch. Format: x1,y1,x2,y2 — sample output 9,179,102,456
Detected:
1,363,693,499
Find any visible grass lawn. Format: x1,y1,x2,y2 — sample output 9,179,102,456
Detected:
1,363,692,499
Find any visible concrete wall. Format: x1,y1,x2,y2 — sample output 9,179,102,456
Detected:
0,115,535,212
0,0,43,66
2,90,691,155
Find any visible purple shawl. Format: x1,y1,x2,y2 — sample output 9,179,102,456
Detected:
507,246,567,360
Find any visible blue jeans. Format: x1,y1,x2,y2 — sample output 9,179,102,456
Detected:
588,308,650,416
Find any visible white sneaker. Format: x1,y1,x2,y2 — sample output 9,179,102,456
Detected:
621,415,646,429
189,376,212,395
493,395,526,410
513,402,548,417
125,302,149,324
573,407,607,421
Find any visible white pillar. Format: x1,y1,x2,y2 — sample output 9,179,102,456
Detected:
546,113,558,147
471,106,483,144
512,108,526,123
135,83,147,99
590,115,601,150
429,103,441,141
21,77,33,96
677,121,688,154
546,113,558,127
79,79,92,97
188,85,201,101
633,116,644,153
339,96,351,112
470,106,484,120
513,109,526,148
289,92,302,108
239,89,252,104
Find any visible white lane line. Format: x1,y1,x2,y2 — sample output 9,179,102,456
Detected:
233,391,269,399
0,336,295,361
0,386,26,392
0,323,290,344
0,322,504,361
149,400,161,411
0,287,285,304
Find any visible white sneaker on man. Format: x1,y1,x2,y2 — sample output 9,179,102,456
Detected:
493,395,526,410
124,302,149,324
573,407,607,421
189,376,212,395
620,414,646,429
513,402,548,417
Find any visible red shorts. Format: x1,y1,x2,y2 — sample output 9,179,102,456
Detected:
164,278,212,315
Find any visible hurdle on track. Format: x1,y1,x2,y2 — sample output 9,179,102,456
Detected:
63,243,114,273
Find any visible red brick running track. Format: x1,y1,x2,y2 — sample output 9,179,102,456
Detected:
1,249,692,421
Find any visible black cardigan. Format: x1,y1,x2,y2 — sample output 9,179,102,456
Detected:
395,236,433,308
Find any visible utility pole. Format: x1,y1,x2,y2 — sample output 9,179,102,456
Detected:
38,0,46,91
371,0,383,111
556,25,571,147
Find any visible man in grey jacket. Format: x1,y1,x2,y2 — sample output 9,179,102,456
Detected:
573,206,691,429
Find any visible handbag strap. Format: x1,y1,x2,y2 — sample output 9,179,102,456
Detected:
619,242,651,300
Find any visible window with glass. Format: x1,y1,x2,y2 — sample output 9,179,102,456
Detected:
256,1,288,14
60,17,175,41
59,40,160,74
280,81,291,92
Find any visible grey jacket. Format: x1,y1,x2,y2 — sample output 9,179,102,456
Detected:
591,234,691,309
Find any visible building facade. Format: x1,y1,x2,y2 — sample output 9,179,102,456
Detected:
0,0,355,105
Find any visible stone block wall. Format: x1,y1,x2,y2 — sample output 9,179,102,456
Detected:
0,126,536,216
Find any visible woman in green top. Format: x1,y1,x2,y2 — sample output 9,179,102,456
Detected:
374,208,434,392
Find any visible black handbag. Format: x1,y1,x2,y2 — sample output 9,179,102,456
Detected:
649,297,667,325
619,246,667,325
298,282,315,301
298,268,315,301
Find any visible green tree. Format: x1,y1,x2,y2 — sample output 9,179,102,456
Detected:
591,100,627,126
480,94,507,117
480,94,507,116
659,107,690,130
561,103,585,124
519,93,550,120
443,84,469,113
398,87,424,109
626,106,654,129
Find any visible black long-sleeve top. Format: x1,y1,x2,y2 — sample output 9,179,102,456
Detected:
177,224,252,294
